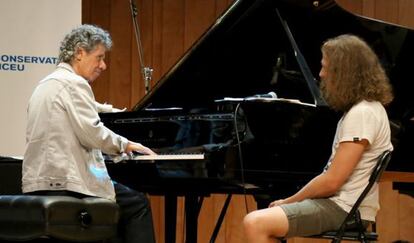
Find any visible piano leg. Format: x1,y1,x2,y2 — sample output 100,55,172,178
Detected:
164,194,204,243
165,194,178,243
164,193,234,243
185,195,202,243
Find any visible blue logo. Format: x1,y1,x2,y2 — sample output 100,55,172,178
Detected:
0,54,58,72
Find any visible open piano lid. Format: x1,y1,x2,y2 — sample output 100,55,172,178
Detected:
133,0,414,118
133,0,330,111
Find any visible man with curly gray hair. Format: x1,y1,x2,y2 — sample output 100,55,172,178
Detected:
23,24,156,243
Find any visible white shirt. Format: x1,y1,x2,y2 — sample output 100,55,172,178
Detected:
326,100,393,221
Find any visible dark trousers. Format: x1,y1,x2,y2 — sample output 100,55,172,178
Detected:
113,181,156,243
27,182,155,243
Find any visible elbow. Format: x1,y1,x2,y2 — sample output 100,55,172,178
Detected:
324,178,343,195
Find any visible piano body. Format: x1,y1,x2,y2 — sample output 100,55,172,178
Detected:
99,0,414,242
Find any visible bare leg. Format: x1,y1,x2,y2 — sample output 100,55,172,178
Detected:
243,206,289,243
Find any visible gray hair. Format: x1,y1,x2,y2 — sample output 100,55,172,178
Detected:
58,24,112,63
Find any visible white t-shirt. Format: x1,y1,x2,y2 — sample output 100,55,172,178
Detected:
325,100,393,221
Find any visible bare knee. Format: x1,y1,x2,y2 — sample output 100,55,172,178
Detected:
243,211,257,230
244,212,258,241
243,210,265,236
243,207,289,241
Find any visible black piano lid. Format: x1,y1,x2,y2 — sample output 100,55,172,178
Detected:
127,0,414,172
133,0,414,120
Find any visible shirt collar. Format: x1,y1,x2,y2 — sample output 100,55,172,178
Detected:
57,62,89,84
57,62,76,73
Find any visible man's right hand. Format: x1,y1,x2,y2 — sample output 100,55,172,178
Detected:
125,141,157,155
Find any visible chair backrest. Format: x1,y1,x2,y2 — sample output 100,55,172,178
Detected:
336,150,392,237
354,150,392,210
369,150,392,184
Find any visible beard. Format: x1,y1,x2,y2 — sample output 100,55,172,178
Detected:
320,78,339,111
320,79,331,104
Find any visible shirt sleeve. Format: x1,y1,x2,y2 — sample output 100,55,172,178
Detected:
338,104,379,145
63,79,129,155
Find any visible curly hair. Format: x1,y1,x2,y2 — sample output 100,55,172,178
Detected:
58,24,112,64
320,34,393,112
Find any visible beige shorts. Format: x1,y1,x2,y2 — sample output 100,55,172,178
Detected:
280,198,348,237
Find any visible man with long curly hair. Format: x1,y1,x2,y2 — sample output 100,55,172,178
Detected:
243,34,394,242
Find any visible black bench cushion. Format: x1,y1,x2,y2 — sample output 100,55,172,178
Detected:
0,195,119,242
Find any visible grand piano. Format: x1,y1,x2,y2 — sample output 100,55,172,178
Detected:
1,0,413,242
99,0,414,242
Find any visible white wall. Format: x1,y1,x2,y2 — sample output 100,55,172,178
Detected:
0,0,81,156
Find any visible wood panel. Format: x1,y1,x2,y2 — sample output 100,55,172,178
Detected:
378,182,402,242
184,0,216,49
399,0,414,29
82,0,111,103
375,0,399,25
82,0,414,242
336,0,362,15
109,0,133,109
361,0,376,18
399,193,414,240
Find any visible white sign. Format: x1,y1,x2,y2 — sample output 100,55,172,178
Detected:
0,0,81,156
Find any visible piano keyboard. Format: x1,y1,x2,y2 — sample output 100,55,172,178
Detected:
109,153,205,163
132,153,205,161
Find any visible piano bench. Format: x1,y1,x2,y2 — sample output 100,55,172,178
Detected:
0,195,119,242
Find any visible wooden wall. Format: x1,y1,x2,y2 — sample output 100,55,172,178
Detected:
82,0,414,242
